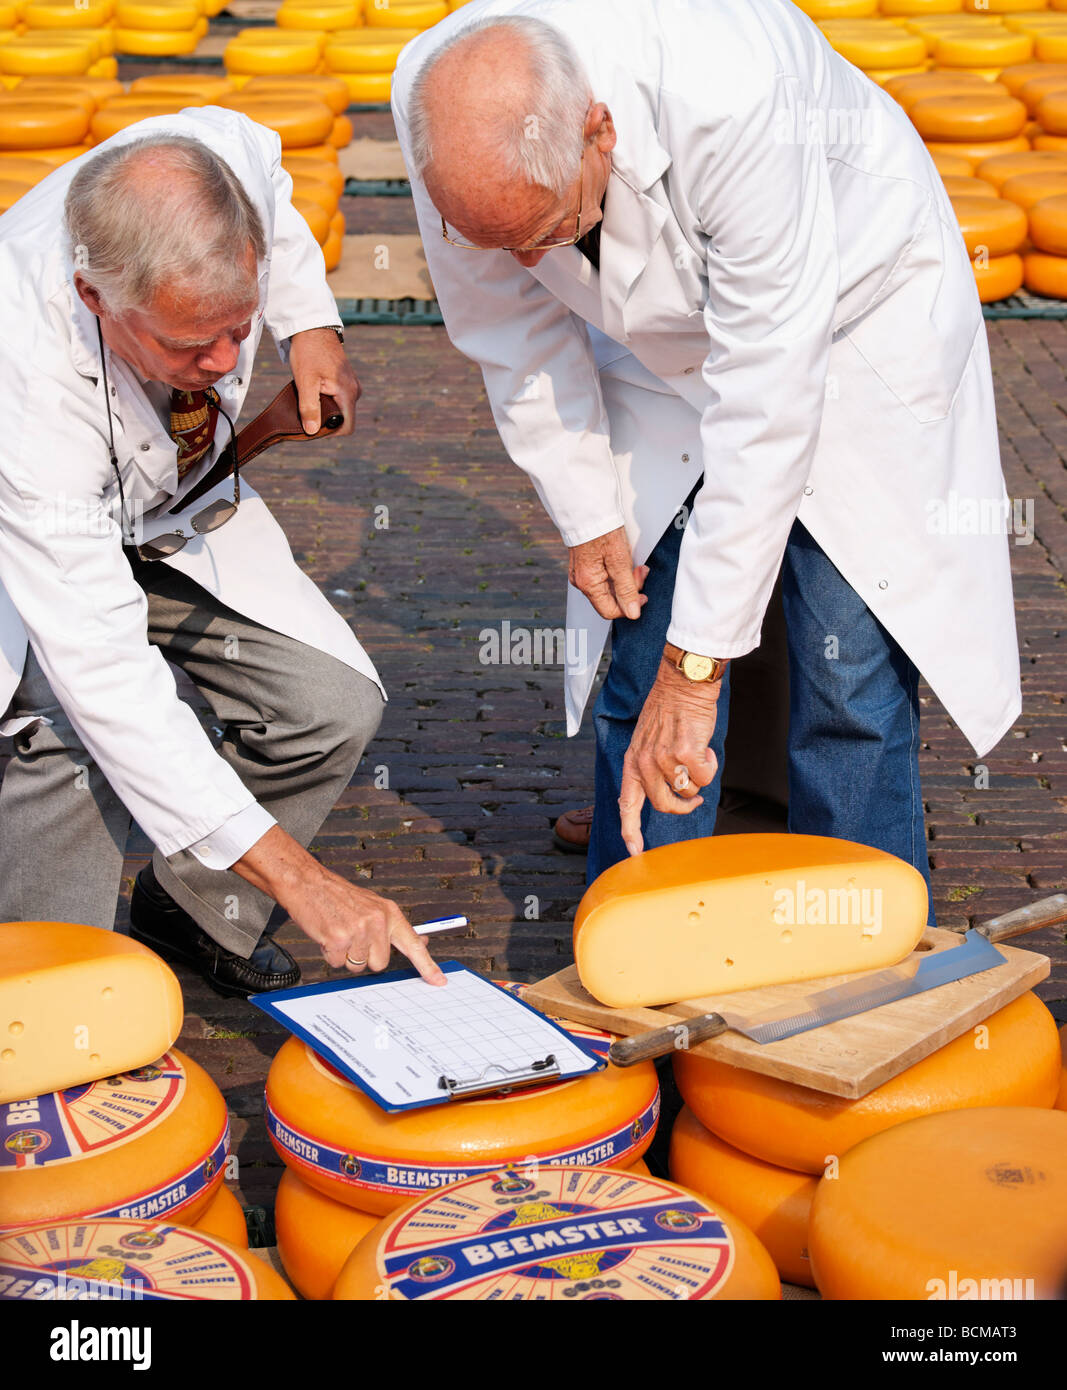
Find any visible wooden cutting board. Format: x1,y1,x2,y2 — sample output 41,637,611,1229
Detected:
523,928,1050,1099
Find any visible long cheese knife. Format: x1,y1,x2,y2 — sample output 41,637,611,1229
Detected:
607,893,1067,1067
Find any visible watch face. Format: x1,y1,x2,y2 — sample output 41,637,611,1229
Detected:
681,653,715,682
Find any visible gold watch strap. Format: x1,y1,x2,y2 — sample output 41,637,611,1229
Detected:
663,643,729,682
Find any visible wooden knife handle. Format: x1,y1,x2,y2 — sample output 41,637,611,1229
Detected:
978,893,1067,943
607,1013,730,1068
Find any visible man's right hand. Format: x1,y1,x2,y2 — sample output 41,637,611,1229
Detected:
568,526,649,621
232,825,446,985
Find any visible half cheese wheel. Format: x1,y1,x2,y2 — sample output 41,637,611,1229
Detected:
935,31,1033,65
943,172,1000,195
191,1183,248,1248
951,192,1028,252
363,0,446,26
333,1166,781,1301
0,1049,229,1228
673,990,1061,1174
574,833,928,1009
975,146,1067,187
973,249,1024,298
240,72,350,113
224,95,334,146
1028,191,1067,250
1023,247,1067,294
925,134,1031,167
323,27,419,71
669,1106,817,1289
264,1017,660,1215
0,921,182,1104
999,167,1067,205
808,1107,1067,1299
0,97,88,146
0,1220,294,1300
910,91,1027,138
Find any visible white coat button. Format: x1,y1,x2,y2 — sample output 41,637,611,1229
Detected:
682,453,690,462
684,366,695,375
140,442,151,451
878,580,888,590
803,485,813,496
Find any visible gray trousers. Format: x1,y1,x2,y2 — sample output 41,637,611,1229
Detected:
0,556,384,956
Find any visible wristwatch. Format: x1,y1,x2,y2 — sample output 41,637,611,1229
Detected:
663,642,729,683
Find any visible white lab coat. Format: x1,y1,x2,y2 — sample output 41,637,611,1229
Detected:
0,106,382,859
392,0,1021,755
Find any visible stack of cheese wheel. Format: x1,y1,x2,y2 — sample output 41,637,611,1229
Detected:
973,145,1067,292
0,75,119,158
822,21,931,83
224,27,324,79
0,93,91,168
0,152,54,206
277,0,363,32
950,190,1028,298
281,140,346,268
670,990,1062,1290
322,27,419,102
266,989,661,1298
333,1165,781,1301
911,83,1030,171
0,1220,291,1300
17,0,118,78
90,97,196,142
809,1107,1067,1299
114,0,207,58
0,32,97,81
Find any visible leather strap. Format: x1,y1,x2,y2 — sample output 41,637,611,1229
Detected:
169,380,343,513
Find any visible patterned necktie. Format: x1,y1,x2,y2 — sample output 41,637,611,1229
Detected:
168,387,219,479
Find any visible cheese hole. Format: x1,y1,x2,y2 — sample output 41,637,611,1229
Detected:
90,1052,101,1063
1,1049,13,1062
101,987,113,998
780,930,793,943
687,911,700,924
8,1021,23,1035
724,957,734,967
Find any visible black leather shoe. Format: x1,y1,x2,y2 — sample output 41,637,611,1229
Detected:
129,866,300,1000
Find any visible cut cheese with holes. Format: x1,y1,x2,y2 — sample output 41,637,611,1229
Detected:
975,146,1067,187
333,1166,781,1301
264,1011,659,1215
809,1107,1067,1299
1023,248,1067,295
0,1048,229,1229
973,249,1024,298
925,134,1031,167
999,167,1067,206
0,1219,294,1299
910,91,1027,139
674,991,1061,1174
1027,191,1067,250
192,1183,248,1248
0,921,182,1103
669,1106,817,1289
573,833,928,1009
951,193,1028,252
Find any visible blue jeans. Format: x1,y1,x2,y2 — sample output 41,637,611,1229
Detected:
589,493,934,923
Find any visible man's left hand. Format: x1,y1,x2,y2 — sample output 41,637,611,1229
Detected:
289,326,360,435
618,655,724,857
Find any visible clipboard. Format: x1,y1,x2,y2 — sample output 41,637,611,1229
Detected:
250,961,607,1113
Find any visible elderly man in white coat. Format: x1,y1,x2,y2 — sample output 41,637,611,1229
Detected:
391,0,1022,911
0,108,444,996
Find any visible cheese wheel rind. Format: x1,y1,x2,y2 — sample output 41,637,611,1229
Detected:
274,1167,381,1300
1023,248,1067,296
973,249,1025,300
1027,191,1067,251
951,193,1029,253
191,1183,248,1248
910,92,1027,139
573,833,929,1009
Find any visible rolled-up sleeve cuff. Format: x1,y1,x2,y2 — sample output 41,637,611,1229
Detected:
182,803,277,871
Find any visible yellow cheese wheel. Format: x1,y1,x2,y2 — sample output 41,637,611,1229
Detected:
809,1107,1067,1299
943,172,1001,195
333,1166,781,1301
321,220,343,270
113,27,199,54
831,32,928,66
1,80,93,111
881,0,965,13
275,1168,380,1300
976,145,1067,186
669,1106,817,1289
129,73,233,101
909,90,1027,138
17,72,120,99
0,1048,229,1228
23,0,112,27
951,192,1029,251
1036,30,1067,56
1034,130,1067,148
291,172,338,214
191,1183,248,1248
1037,90,1067,133
90,99,184,140
887,73,1008,108
0,37,93,74
965,0,1050,9
363,0,446,28
795,0,879,14
323,27,418,71
87,55,118,79
573,833,929,1010
328,111,352,145
115,0,199,28
240,72,350,113
925,133,1031,166
1027,189,1067,248
0,96,87,146
935,31,1033,65
333,69,390,101
282,151,344,193
674,991,1061,1174
973,249,1025,297
0,922,182,1104
224,35,321,74
1023,247,1067,293
4,141,86,162
1057,1025,1067,1108
999,166,1067,205
0,3,16,22
1019,72,1067,112
998,60,1067,96
288,139,338,161
0,173,27,206
328,206,342,236
0,1219,294,1300
277,1,359,29
929,146,977,173
223,95,334,146
0,151,52,180
293,192,330,241
264,1020,660,1216
866,63,932,83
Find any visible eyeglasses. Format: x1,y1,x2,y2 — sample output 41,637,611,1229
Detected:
441,145,587,253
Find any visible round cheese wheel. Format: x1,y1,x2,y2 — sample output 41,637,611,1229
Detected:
1056,1025,1067,1108
1027,191,1067,249
964,0,1051,9
925,134,1031,167
87,56,119,79
973,250,1025,297
999,167,1067,206
321,220,343,270
0,1049,229,1230
287,139,338,162
1023,247,1067,294
275,1168,380,1300
867,63,932,84
240,72,350,113
5,142,86,163
0,97,87,147
0,3,16,22
363,0,446,27
935,31,1033,66
113,28,199,55
328,111,352,146
998,60,1067,96
129,73,233,101
277,1,359,30
0,174,27,207
224,35,321,74
975,146,1067,187
809,1107,1067,1299
881,0,966,14
23,0,111,26
1037,91,1067,134
0,151,53,182
333,1166,781,1301
282,151,344,193
0,38,93,75
292,193,330,242
1036,31,1067,58
225,95,334,147
323,28,419,72
909,90,1027,139
115,0,199,29
332,70,391,102
674,991,1061,1174
265,1020,660,1216
831,33,928,67
951,192,1029,251
18,73,121,100
669,1106,817,1289
929,146,976,174
191,1183,248,1248
90,100,184,140
1034,131,1067,149
328,206,343,237
795,0,879,15
1,81,94,113
888,73,1008,108
943,172,1001,196
291,173,338,215
1019,73,1067,113
0,1219,294,1300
